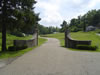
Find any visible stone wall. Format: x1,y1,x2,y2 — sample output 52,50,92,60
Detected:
65,30,91,48
14,32,38,48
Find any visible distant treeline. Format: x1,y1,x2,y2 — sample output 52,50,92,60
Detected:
69,9,100,32
38,25,60,34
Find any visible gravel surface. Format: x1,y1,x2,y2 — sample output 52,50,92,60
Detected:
0,38,100,75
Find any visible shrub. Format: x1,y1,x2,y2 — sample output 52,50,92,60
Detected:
8,46,16,51
11,31,24,37
8,45,28,51
70,27,82,32
95,29,100,33
76,45,98,51
16,45,28,50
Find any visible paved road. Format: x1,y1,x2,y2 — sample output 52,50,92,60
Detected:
0,38,100,75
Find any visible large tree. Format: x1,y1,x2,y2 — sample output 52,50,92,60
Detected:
60,20,68,32
69,9,100,32
0,0,39,51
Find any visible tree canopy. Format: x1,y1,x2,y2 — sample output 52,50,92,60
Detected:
60,20,68,32
0,0,40,51
38,25,60,34
69,9,100,32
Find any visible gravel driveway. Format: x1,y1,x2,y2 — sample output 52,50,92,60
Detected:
0,38,100,75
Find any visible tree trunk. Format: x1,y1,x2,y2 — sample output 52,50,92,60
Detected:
83,19,86,32
2,22,6,51
2,0,7,51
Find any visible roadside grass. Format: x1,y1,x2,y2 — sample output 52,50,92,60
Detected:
41,33,64,46
0,33,33,50
0,34,47,59
42,31,100,52
70,31,100,51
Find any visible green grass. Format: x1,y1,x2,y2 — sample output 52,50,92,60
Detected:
0,33,33,50
42,31,100,52
41,33,64,46
38,37,47,46
0,34,47,59
70,31,100,51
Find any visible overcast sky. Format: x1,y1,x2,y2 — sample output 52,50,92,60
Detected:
35,0,100,27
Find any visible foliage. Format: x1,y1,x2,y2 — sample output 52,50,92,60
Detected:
8,45,28,51
0,33,33,51
10,31,25,37
42,31,100,51
76,45,97,51
0,38,47,59
38,25,60,34
0,0,40,33
69,9,100,32
0,0,40,51
60,20,68,32
95,29,100,33
71,31,100,51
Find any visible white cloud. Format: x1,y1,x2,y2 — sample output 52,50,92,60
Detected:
72,0,83,4
87,0,100,9
35,0,63,27
35,0,100,27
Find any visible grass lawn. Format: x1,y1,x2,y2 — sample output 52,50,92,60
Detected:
0,33,33,50
42,31,100,52
41,33,64,46
0,34,47,59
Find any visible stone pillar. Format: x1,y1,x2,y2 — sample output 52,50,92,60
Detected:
65,30,67,47
65,30,70,47
34,29,38,46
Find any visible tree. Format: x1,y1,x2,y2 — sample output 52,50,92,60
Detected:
0,0,39,51
60,20,68,32
38,25,60,34
69,9,100,32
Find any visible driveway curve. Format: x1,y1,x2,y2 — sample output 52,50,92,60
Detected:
0,38,100,75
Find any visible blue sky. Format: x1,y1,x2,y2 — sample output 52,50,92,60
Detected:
35,0,100,27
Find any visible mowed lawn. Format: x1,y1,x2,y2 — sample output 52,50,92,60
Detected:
42,31,100,51
0,33,47,59
0,33,33,50
41,33,65,46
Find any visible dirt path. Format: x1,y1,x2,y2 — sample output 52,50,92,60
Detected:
0,38,100,75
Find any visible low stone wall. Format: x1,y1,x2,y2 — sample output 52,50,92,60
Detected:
65,30,91,48
14,32,38,48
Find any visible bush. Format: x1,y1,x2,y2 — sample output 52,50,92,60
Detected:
8,45,28,51
76,45,98,51
8,46,17,51
70,27,82,32
95,29,100,33
11,31,24,37
16,45,28,50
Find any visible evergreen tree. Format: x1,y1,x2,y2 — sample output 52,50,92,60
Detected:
0,0,40,51
60,20,68,32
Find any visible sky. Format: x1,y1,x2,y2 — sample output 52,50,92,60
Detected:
35,0,100,27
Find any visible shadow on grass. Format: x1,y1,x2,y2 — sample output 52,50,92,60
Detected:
60,45,97,52
0,48,30,59
0,50,18,54
0,50,19,56
40,35,48,37
61,45,66,48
